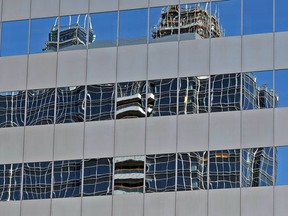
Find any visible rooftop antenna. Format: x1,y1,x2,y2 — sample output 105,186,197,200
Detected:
69,16,71,29
53,17,58,29
84,14,87,29
205,2,208,12
77,14,80,25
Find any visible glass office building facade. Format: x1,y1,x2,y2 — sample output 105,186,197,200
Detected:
0,0,288,216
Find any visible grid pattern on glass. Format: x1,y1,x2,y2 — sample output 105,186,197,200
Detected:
148,79,177,117
23,161,52,200
242,147,274,187
83,158,113,196
86,84,115,121
209,149,240,189
26,88,55,126
0,91,26,128
210,73,241,112
53,160,82,198
56,86,85,124
116,81,146,119
114,156,145,194
177,152,208,191
0,163,22,201
146,154,176,193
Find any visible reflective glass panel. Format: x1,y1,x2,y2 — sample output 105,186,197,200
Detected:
119,9,148,45
209,149,240,189
57,14,92,51
242,147,274,187
30,17,57,54
242,71,274,110
26,88,55,126
243,0,273,35
180,2,212,40
56,86,85,124
275,146,288,186
0,163,22,201
146,154,176,193
150,6,179,43
86,84,115,121
276,0,288,32
53,160,82,198
211,0,240,37
177,152,208,191
148,78,177,117
116,81,146,119
0,91,26,128
89,12,117,48
23,161,52,200
83,158,112,196
275,70,288,107
114,156,144,194
1,20,29,56
210,73,241,112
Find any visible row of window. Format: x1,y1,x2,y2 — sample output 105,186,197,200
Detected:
2,0,288,56
1,146,287,201
1,70,287,127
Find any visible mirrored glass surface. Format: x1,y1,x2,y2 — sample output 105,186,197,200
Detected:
23,161,52,200
243,0,273,35
210,73,241,112
146,154,176,193
148,78,177,117
209,149,240,189
26,88,55,126
83,158,112,196
150,6,179,43
119,9,148,45
275,70,288,108
114,156,144,194
276,0,288,32
86,84,115,121
177,152,208,191
88,11,117,48
30,17,57,54
56,86,85,124
116,81,146,119
275,146,288,186
242,71,274,110
0,163,22,201
53,160,82,198
242,147,274,187
1,20,29,56
0,91,26,128
179,2,212,40
56,14,92,51
211,0,240,37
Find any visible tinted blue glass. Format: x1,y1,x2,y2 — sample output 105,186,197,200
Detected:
275,146,288,186
276,0,288,32
1,20,29,56
275,70,288,108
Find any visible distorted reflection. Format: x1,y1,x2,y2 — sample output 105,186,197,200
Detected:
1,20,29,56
86,84,115,121
210,73,241,112
242,71,275,110
275,146,288,185
242,147,274,187
116,81,146,119
177,152,208,191
53,160,82,198
114,156,144,194
209,149,240,189
148,79,177,117
26,88,55,126
119,9,148,45
146,154,176,192
23,162,52,200
89,12,117,48
83,158,113,196
0,91,26,128
275,70,288,107
0,163,22,201
56,86,85,124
